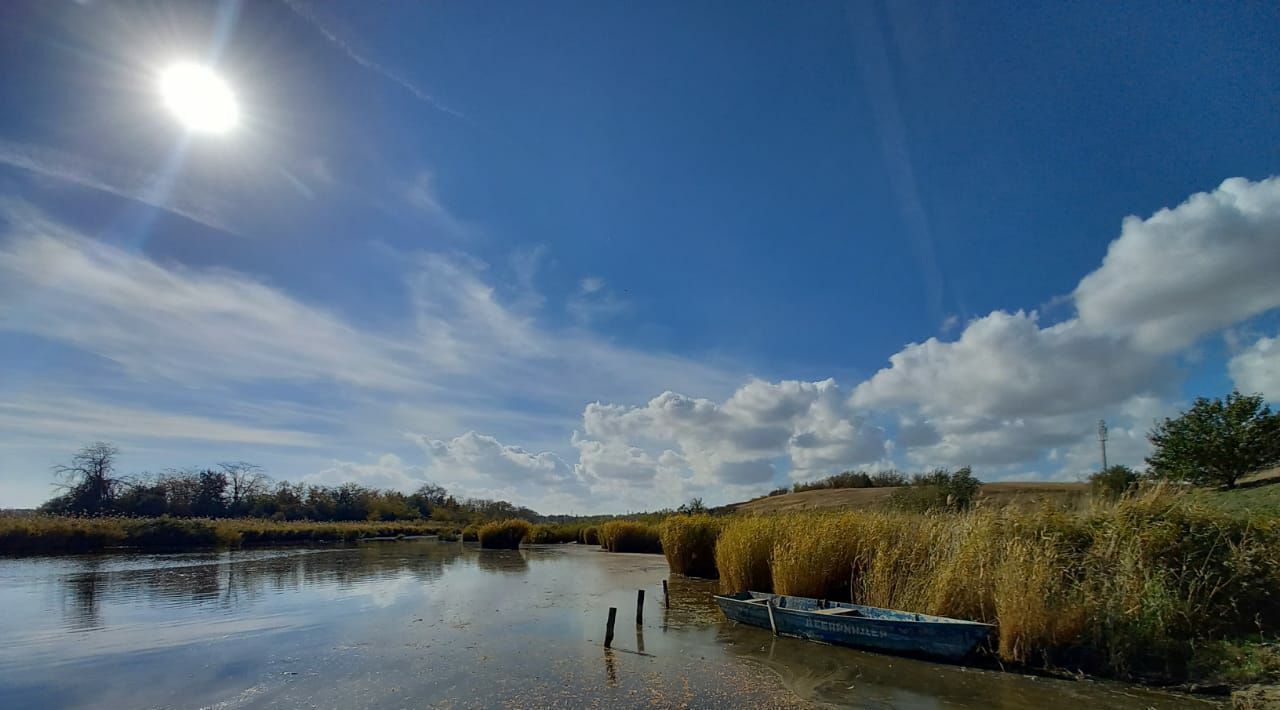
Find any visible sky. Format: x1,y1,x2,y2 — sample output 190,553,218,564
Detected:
0,0,1277,513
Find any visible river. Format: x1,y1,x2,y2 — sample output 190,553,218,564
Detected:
0,539,1219,708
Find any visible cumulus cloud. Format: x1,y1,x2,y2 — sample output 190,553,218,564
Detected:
574,379,886,492
305,453,428,492
1075,177,1280,353
409,430,585,494
852,310,1171,420
1229,334,1279,399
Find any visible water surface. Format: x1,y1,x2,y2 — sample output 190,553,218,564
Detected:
0,540,1218,708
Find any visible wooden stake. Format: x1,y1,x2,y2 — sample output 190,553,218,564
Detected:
636,589,645,625
604,607,617,648
662,579,669,607
766,598,778,636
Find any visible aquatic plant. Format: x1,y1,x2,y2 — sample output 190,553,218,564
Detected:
526,523,582,544
580,526,599,546
597,520,662,553
660,514,721,577
477,518,533,549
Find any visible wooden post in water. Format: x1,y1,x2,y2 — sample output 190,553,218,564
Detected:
604,607,617,648
662,579,669,608
766,599,778,636
636,589,645,625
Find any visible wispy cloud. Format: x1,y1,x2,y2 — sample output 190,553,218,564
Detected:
0,395,322,448
283,0,464,119
0,140,235,234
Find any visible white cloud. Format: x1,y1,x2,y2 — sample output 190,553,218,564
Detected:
0,395,322,448
1229,334,1279,399
852,310,1171,420
408,431,585,496
575,378,886,492
305,453,428,492
580,277,605,294
1075,176,1280,353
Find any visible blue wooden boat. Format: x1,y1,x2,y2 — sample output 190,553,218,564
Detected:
714,591,993,660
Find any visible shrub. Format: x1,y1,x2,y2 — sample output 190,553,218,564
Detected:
1089,465,1140,500
580,526,599,545
477,519,532,549
660,514,721,577
461,525,480,542
598,520,662,553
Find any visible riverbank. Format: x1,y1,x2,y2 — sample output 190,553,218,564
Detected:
662,488,1280,689
0,515,446,554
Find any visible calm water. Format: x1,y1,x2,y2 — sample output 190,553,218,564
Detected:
0,540,1218,709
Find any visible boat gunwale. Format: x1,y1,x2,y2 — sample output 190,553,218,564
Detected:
713,591,995,628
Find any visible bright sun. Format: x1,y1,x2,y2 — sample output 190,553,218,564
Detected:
159,63,239,134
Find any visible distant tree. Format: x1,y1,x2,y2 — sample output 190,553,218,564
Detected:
220,462,269,513
677,497,707,515
1089,465,1139,499
50,442,122,515
870,470,907,487
1146,391,1280,489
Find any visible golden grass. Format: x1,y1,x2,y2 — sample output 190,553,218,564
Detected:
711,487,1280,678
0,515,445,554
597,520,662,553
659,514,722,577
477,518,533,549
713,514,783,594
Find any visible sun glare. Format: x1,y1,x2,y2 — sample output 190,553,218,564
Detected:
159,63,239,134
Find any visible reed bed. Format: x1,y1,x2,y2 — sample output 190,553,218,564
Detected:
660,514,722,577
526,523,583,544
580,526,599,546
597,520,663,553
461,524,480,542
710,489,1280,679
0,515,445,554
477,518,533,549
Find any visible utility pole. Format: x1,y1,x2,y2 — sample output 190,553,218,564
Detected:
1098,419,1108,472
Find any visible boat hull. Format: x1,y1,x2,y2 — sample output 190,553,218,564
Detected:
714,592,992,660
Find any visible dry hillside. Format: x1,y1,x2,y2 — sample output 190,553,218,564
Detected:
733,481,1090,514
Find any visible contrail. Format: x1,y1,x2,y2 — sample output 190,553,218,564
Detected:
281,0,464,119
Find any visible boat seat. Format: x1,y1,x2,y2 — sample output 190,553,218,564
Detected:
814,607,862,616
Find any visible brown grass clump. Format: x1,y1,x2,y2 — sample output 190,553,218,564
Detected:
477,519,533,549
660,514,722,577
597,520,662,553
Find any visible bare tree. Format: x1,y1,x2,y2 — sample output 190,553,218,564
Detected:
219,462,269,508
53,442,122,515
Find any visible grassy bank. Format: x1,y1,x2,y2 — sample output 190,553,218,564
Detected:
701,489,1280,682
0,515,446,554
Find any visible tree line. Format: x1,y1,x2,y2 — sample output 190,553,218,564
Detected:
39,444,538,523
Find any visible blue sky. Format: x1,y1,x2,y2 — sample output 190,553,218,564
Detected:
1,1,1277,512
